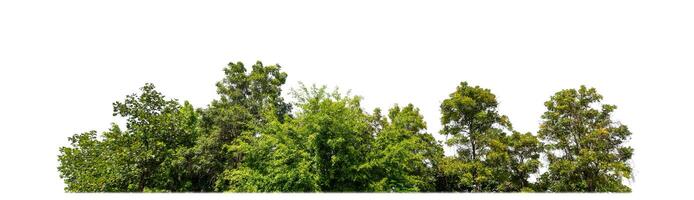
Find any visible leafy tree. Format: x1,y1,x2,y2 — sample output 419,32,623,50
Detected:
218,105,318,192
219,84,373,192
58,83,200,192
438,82,542,192
58,127,133,192
192,61,291,191
438,82,507,192
364,104,444,192
288,84,373,191
537,86,633,192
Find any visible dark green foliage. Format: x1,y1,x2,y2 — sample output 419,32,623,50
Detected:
193,61,291,191
57,61,633,193
537,86,633,192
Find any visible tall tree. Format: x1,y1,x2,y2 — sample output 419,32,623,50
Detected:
58,83,200,192
192,61,291,191
438,81,542,192
537,86,633,192
364,104,444,192
439,81,506,192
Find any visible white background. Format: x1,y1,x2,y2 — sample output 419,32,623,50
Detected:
1,0,692,199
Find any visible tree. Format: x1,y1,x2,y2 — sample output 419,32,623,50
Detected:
58,83,200,192
364,104,444,192
438,81,542,192
218,104,318,192
288,84,374,191
438,81,507,192
57,127,134,192
537,86,633,192
192,61,291,191
219,84,373,192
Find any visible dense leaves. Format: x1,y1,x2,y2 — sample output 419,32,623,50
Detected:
58,83,200,192
364,104,444,192
190,61,291,191
536,86,633,192
57,61,633,193
437,82,543,192
219,84,374,192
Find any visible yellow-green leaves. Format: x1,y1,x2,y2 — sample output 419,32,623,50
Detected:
538,86,632,192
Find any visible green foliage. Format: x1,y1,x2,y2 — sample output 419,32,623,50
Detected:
438,82,542,192
537,86,632,192
438,82,503,192
57,61,633,193
220,114,319,192
364,104,444,192
219,84,373,192
58,83,200,192
290,84,373,191
485,131,543,192
194,61,291,191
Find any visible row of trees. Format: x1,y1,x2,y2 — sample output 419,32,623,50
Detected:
57,61,633,192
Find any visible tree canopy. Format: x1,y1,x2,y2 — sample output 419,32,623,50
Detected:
536,86,633,192
437,82,543,192
58,83,200,192
57,61,634,193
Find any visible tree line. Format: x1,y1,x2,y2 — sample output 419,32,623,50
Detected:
57,61,633,192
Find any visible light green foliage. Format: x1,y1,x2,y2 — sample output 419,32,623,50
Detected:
220,84,373,192
364,104,444,192
58,83,200,192
537,86,633,192
290,84,373,191
221,114,319,192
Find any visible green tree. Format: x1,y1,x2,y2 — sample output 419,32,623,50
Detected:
537,86,633,192
438,82,506,192
58,83,200,192
364,104,444,192
218,104,318,192
219,84,373,192
57,127,134,192
192,61,291,191
437,81,542,192
288,84,374,191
